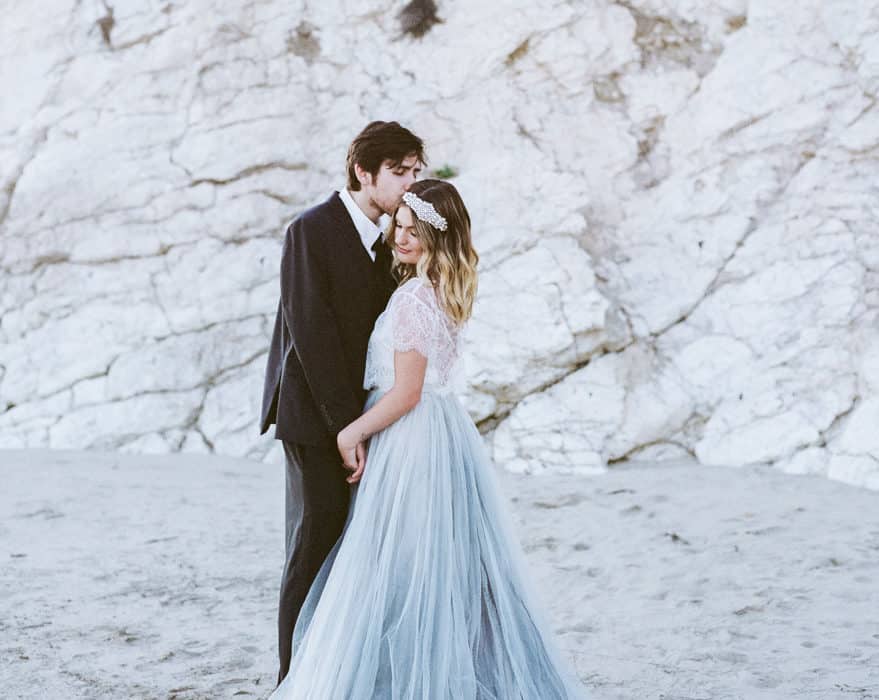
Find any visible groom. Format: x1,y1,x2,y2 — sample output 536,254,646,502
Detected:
260,121,425,683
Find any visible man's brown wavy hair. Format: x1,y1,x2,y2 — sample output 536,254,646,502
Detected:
346,121,426,191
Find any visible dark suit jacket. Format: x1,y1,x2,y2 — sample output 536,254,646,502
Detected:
260,192,396,445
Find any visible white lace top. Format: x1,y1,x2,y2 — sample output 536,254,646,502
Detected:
363,277,461,395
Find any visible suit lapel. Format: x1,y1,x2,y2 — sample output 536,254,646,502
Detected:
326,192,377,274
325,192,395,303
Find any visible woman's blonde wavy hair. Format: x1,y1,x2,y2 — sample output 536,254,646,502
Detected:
384,179,479,326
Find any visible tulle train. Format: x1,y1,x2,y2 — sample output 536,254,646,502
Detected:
271,390,585,699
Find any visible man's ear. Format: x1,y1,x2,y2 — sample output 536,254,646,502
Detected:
354,162,372,187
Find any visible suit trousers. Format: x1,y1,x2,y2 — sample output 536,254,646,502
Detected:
277,439,351,684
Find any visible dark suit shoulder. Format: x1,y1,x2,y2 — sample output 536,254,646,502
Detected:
287,192,346,245
298,192,344,228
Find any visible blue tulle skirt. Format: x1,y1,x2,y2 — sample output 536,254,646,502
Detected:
270,390,586,699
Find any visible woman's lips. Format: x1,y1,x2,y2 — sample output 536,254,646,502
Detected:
396,246,411,255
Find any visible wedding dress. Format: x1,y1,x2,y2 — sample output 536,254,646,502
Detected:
270,277,585,699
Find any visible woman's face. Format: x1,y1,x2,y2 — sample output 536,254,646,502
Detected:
393,205,424,264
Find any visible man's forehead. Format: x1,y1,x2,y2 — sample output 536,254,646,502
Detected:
382,155,421,169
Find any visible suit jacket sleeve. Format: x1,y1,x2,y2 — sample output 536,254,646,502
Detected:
281,217,362,437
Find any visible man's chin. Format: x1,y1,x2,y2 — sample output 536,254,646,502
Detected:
382,201,401,216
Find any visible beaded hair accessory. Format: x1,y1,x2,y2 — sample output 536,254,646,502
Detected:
402,191,448,231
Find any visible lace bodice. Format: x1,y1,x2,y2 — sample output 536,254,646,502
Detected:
364,277,461,394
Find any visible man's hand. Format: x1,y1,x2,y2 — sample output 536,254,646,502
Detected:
337,427,367,484
346,442,367,484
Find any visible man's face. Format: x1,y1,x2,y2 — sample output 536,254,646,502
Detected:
363,154,422,215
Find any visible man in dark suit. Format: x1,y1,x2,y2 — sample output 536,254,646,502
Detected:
260,121,425,684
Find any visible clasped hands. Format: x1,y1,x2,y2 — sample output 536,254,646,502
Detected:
337,426,367,484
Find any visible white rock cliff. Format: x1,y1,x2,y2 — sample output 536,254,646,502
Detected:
1,0,877,488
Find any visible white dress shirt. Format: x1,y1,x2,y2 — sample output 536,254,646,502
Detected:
338,188,388,262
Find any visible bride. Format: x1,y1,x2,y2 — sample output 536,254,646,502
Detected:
270,179,586,699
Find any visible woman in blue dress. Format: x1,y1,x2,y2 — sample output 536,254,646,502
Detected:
270,179,586,699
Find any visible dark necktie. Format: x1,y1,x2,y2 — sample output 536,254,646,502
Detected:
371,233,384,259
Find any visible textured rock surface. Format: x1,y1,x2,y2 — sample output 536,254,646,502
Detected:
1,1,877,487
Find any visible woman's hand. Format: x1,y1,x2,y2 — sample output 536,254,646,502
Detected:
331,351,427,486
337,427,367,484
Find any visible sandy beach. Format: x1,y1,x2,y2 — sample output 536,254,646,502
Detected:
1,449,877,699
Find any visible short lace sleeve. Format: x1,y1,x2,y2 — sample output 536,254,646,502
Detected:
390,286,440,359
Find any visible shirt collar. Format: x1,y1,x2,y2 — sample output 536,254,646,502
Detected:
338,188,388,259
